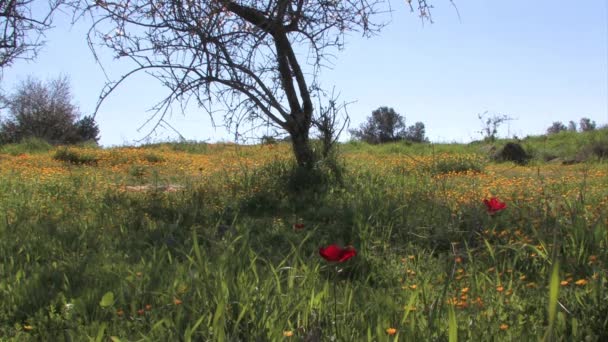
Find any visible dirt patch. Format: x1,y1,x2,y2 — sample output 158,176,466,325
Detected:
121,184,185,193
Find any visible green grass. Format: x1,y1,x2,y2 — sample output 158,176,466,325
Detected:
343,127,608,164
0,137,54,155
0,136,607,340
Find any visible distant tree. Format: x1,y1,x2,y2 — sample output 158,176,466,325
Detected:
546,121,567,135
567,120,577,132
0,0,63,70
579,117,596,132
73,115,100,143
405,122,428,143
0,76,100,144
478,111,514,142
350,107,406,144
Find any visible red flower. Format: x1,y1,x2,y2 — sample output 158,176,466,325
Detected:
319,244,357,262
293,223,305,231
483,197,507,214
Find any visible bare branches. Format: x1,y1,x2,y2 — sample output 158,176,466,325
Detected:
74,0,445,165
0,0,62,70
78,0,397,134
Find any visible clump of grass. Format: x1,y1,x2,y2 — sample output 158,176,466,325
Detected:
0,137,53,155
142,152,165,163
127,164,151,185
53,148,99,165
423,153,486,174
169,140,209,154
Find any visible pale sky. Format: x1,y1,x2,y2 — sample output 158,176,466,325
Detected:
1,0,607,146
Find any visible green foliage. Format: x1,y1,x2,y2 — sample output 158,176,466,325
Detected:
0,137,53,155
0,144,606,340
0,76,100,145
492,142,531,165
546,121,567,135
350,106,406,144
166,141,210,154
521,127,608,162
53,148,99,165
424,154,486,174
142,153,165,163
350,107,428,144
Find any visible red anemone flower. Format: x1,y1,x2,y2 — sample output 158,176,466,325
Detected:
319,244,357,262
483,197,507,214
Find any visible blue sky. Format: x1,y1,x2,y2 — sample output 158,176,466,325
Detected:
1,0,606,146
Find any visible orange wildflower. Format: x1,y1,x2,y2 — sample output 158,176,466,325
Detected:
386,328,397,335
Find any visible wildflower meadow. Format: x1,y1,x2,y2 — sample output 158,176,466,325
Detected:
0,132,607,341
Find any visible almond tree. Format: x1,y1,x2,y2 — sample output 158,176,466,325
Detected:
0,0,62,70
79,0,442,167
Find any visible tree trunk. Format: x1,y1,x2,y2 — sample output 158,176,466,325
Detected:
290,127,315,169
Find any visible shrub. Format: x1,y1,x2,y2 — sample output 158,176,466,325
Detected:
350,107,406,144
0,76,100,145
493,142,530,165
142,153,165,163
53,148,99,165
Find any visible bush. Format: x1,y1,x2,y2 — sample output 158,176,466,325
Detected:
0,76,100,145
577,133,608,161
142,153,165,163
493,142,530,165
350,107,406,144
53,148,99,165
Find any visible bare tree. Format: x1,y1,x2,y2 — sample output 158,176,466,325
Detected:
76,0,442,167
477,111,513,142
0,0,62,70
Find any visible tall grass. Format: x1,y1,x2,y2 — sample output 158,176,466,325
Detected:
0,139,606,340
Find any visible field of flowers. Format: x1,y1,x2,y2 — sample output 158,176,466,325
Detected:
0,140,606,340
